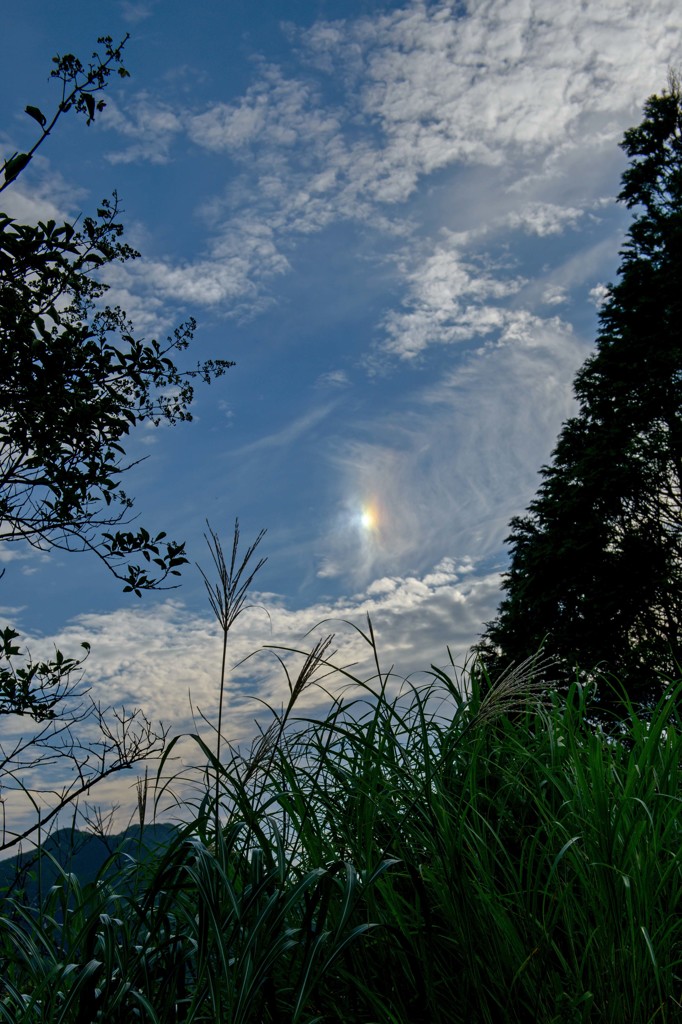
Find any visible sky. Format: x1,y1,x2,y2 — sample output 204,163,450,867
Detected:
1,0,681,834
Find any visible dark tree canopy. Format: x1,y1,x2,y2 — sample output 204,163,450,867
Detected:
1,37,233,599
0,35,232,847
479,76,682,712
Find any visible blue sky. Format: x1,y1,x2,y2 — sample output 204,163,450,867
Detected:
2,0,681,826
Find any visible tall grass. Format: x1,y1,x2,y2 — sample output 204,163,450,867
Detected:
1,536,680,1021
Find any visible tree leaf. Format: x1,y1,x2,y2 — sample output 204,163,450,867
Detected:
25,104,47,128
3,152,32,183
84,92,96,123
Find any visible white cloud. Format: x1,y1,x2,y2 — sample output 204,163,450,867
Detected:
120,0,161,23
0,140,86,225
0,184,67,225
541,285,569,306
504,202,584,237
102,94,184,164
316,369,350,389
589,282,610,307
381,243,524,359
6,560,502,836
8,0,679,334
27,561,500,737
91,0,680,327
188,66,340,154
300,0,678,182
235,403,340,455
0,545,28,565
102,215,291,327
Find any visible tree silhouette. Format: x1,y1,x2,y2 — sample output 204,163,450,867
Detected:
479,75,682,713
0,35,232,849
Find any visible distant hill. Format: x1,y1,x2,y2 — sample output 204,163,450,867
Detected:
0,822,178,904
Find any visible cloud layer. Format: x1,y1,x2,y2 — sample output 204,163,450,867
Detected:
98,0,680,324
4,559,500,837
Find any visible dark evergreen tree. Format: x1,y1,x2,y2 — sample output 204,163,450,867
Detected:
479,76,682,712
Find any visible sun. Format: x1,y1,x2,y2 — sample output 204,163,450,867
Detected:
359,503,378,531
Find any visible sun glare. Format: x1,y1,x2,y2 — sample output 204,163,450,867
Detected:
360,504,378,531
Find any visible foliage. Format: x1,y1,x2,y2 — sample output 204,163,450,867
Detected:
0,36,233,599
0,619,679,1022
478,77,682,710
1,34,130,192
0,35,231,847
